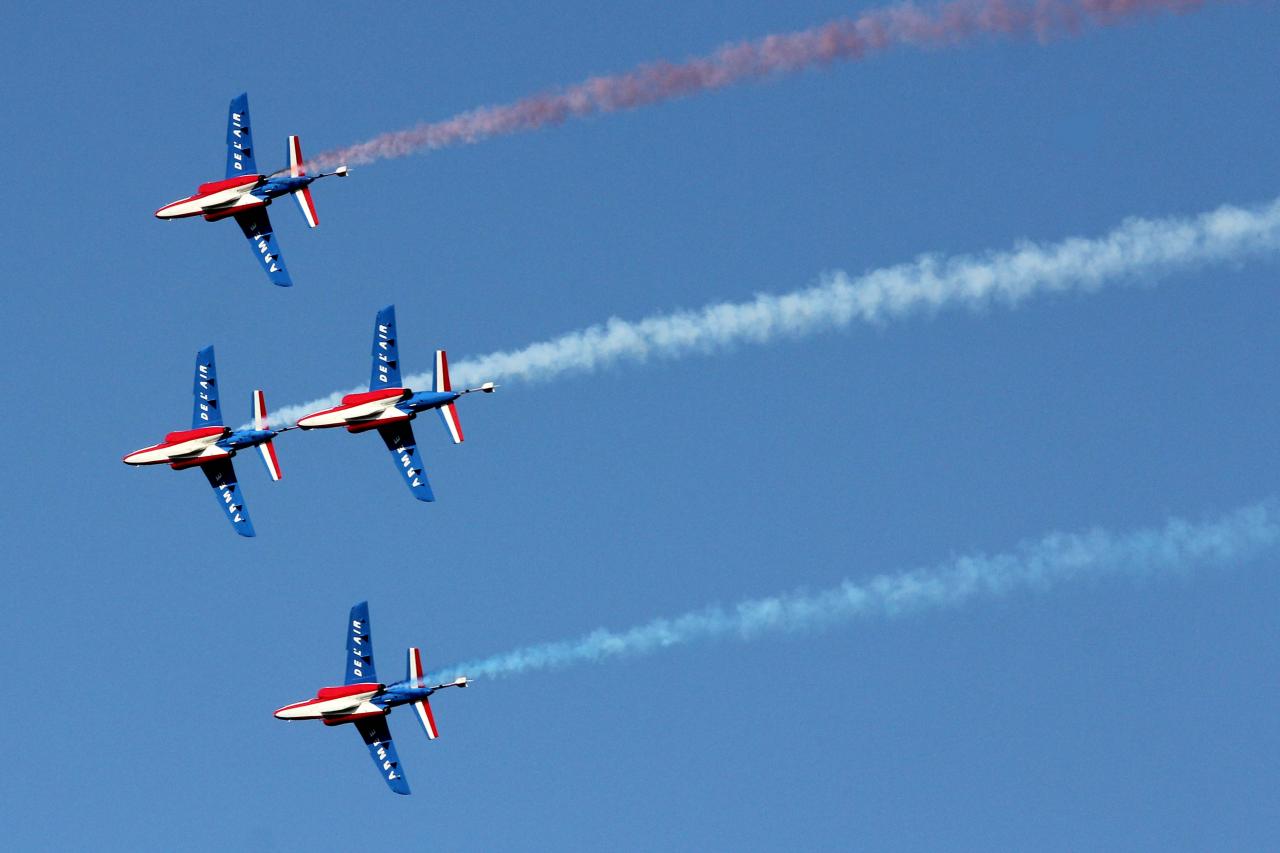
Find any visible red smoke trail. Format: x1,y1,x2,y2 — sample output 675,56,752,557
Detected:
311,0,1207,169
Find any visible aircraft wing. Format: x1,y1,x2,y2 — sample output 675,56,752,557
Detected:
192,346,221,428
225,92,257,177
355,715,410,795
370,304,401,389
200,457,255,538
234,207,293,288
377,421,435,502
345,601,377,685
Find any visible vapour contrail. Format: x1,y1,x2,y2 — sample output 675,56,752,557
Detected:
427,498,1280,682
265,194,1280,427
309,0,1210,170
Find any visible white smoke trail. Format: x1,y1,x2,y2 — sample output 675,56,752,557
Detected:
266,195,1280,427
428,498,1280,682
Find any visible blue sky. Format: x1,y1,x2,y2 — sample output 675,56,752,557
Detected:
2,2,1278,849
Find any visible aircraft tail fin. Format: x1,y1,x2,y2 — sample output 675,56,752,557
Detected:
288,136,319,228
252,389,283,481
407,647,439,740
288,135,307,178
435,350,464,444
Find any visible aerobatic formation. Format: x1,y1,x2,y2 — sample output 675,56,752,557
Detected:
130,0,1270,796
122,305,495,536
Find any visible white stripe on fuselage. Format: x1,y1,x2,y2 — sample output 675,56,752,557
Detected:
124,435,226,465
296,399,407,429
156,186,264,219
275,692,381,720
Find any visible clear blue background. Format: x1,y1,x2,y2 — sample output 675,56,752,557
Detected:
2,2,1278,849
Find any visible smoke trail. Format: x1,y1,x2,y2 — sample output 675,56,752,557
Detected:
265,195,1280,427
428,498,1280,682
310,0,1209,170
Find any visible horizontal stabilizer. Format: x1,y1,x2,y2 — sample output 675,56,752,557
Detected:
439,403,464,445
408,648,439,739
435,351,464,443
288,135,306,178
293,186,318,228
412,698,439,740
253,390,283,481
433,350,452,393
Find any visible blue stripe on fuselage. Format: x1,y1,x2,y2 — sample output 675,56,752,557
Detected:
218,429,278,452
374,683,439,709
399,391,460,415
253,175,316,201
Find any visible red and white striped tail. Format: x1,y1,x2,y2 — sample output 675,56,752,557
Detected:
413,698,439,739
288,135,307,177
407,647,439,739
440,403,463,444
253,389,270,430
435,350,464,444
293,187,318,228
434,350,452,393
253,389,283,481
289,136,319,228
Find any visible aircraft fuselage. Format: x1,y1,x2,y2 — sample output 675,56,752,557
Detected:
274,679,450,726
123,425,281,469
295,388,462,432
155,173,319,221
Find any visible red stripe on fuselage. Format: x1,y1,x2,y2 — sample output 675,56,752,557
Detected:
197,174,262,194
322,711,386,726
316,683,382,700
341,388,410,407
346,413,410,434
203,200,266,222
170,452,231,471
163,426,229,443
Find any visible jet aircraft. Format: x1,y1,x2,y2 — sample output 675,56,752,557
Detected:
274,601,469,795
155,92,348,287
123,346,286,537
296,305,496,502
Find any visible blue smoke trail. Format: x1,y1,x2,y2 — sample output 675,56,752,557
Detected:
430,499,1280,682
